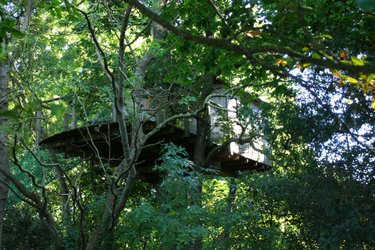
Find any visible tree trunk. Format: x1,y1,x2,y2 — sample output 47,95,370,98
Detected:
222,178,237,249
191,74,215,250
191,114,209,250
35,107,42,149
63,113,70,130
85,3,168,248
48,150,76,245
71,96,77,129
112,102,117,122
0,60,10,250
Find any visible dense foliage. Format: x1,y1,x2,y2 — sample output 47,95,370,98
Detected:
0,0,374,249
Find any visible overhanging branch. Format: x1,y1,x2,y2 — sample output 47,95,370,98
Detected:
125,0,375,75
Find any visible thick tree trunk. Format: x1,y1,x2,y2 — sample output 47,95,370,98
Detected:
0,61,10,250
86,190,116,250
191,114,209,250
191,76,214,250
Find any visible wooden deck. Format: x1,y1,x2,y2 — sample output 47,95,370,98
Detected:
40,120,269,183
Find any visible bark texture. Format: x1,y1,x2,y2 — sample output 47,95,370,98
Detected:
0,61,10,250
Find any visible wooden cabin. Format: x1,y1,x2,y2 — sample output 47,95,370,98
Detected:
40,91,271,183
201,92,272,167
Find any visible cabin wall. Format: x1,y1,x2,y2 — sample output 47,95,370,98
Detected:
142,91,272,166
208,95,272,166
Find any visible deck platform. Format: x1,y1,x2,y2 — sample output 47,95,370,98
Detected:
40,121,269,182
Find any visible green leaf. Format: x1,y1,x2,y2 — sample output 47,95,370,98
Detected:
8,28,24,38
50,104,65,116
317,34,333,40
311,53,321,60
0,109,20,119
367,73,375,82
351,56,365,66
0,125,19,135
346,76,358,84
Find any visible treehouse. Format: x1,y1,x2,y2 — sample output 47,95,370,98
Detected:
40,91,272,183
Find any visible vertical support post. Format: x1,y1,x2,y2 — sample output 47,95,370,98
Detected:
184,118,190,137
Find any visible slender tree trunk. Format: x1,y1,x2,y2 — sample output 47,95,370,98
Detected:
222,178,237,249
48,150,76,244
71,96,77,129
63,113,70,130
0,60,10,250
84,2,170,248
21,0,34,32
112,102,117,122
35,106,42,149
85,7,132,249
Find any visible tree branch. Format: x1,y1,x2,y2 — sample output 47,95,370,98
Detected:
72,5,116,86
125,0,375,75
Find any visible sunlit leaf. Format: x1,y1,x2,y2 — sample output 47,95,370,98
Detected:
351,56,365,66
367,74,375,83
330,69,342,78
346,76,358,84
312,53,321,59
276,58,288,66
317,34,333,39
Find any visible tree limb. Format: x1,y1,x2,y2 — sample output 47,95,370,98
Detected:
124,0,375,75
